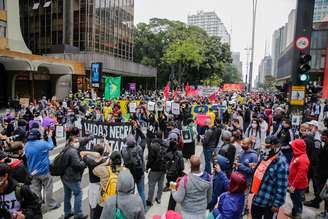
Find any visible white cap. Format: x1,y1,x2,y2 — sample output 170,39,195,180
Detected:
307,120,319,127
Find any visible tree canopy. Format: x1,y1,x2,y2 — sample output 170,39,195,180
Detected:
133,18,241,87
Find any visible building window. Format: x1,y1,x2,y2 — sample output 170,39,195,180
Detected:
0,0,4,10
0,20,6,37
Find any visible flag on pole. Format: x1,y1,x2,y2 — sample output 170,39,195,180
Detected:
163,82,170,100
104,76,121,100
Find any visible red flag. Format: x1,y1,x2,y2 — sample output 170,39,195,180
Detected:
209,93,216,103
173,88,178,100
163,82,170,100
185,82,190,96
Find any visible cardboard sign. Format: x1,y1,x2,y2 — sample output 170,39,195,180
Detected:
172,102,180,115
55,125,65,138
182,127,192,144
148,101,155,111
129,102,137,113
165,101,172,113
82,121,133,151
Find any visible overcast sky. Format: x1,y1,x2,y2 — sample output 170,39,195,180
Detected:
134,0,297,83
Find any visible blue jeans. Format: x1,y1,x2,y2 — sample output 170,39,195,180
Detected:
290,189,305,216
62,179,83,217
136,175,146,207
203,147,212,174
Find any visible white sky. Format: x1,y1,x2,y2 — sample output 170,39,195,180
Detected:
134,0,297,83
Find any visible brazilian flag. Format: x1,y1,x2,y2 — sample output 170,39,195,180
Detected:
105,76,121,100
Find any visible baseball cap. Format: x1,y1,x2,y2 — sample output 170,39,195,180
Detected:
307,120,319,127
265,135,280,145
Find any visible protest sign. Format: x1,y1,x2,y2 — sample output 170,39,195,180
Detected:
82,121,133,151
148,101,155,111
129,102,137,113
172,102,180,115
165,101,172,113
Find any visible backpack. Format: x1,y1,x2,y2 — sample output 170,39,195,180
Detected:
50,146,70,176
99,166,119,204
157,143,167,171
166,151,183,178
125,147,144,180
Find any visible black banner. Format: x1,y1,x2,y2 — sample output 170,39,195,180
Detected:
82,120,133,151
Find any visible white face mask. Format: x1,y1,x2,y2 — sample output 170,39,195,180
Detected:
251,124,258,129
72,142,80,149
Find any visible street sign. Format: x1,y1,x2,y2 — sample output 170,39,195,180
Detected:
290,85,305,105
295,36,310,51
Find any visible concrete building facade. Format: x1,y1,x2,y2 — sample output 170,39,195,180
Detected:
187,11,231,44
232,52,243,76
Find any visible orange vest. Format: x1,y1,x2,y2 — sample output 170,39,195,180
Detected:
251,154,278,195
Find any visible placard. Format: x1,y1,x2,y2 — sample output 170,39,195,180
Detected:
129,102,137,113
172,102,180,115
55,125,64,138
182,127,192,144
148,101,155,111
165,101,172,113
82,121,133,151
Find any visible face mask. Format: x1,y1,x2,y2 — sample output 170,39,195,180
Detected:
72,142,80,149
251,124,257,129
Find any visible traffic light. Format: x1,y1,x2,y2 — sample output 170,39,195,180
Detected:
298,53,312,82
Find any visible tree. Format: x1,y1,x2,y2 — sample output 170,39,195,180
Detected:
133,18,233,87
222,64,243,84
258,75,276,91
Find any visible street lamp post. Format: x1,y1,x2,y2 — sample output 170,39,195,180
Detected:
248,0,258,91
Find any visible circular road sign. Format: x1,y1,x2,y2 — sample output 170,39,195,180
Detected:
295,36,310,50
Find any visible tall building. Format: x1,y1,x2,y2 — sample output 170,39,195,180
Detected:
19,0,157,91
0,0,85,105
286,9,296,46
187,11,231,44
232,52,243,76
271,25,287,77
258,56,272,84
314,0,328,22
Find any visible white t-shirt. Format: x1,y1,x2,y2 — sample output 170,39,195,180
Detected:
0,190,21,217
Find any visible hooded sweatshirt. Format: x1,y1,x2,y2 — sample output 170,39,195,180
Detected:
173,172,212,215
100,169,145,219
288,139,310,189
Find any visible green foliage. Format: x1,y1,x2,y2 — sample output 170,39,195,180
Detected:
257,75,277,91
133,18,233,86
222,64,243,84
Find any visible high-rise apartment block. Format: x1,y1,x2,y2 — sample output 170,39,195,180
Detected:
187,11,231,44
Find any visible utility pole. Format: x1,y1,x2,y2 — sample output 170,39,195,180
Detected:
245,48,251,84
248,0,258,91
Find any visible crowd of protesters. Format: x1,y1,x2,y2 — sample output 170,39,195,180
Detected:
0,88,328,219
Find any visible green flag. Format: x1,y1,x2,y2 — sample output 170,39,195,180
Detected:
104,76,121,100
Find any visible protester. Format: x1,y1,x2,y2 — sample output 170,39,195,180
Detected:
217,130,236,176
276,118,294,163
146,131,167,207
211,172,247,219
121,134,146,206
172,155,212,219
286,139,309,219
100,169,145,219
24,128,60,211
61,136,88,219
207,155,229,211
251,135,289,219
165,136,184,210
305,129,328,217
202,119,217,173
82,144,106,219
0,163,42,219
93,151,125,219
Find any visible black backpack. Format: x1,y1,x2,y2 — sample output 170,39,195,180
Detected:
125,146,144,180
166,151,183,178
50,146,69,176
157,143,167,171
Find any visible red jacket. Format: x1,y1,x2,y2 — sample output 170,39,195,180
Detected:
288,139,310,189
